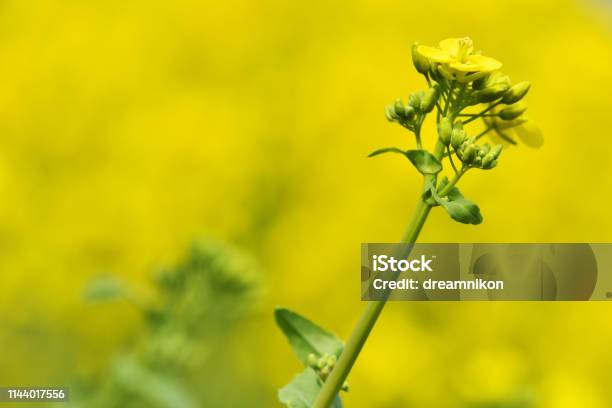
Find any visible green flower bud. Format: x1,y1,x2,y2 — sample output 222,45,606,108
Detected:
412,42,430,75
394,99,405,116
487,72,511,88
451,121,466,149
317,356,327,369
479,143,491,157
502,81,531,104
307,353,318,368
403,105,416,120
490,144,503,159
473,83,509,103
498,104,526,120
320,366,330,380
438,117,453,145
391,100,415,122
462,144,477,164
481,153,495,168
481,145,502,169
483,159,498,170
327,354,337,368
408,91,424,110
341,381,349,392
385,104,397,122
420,85,440,113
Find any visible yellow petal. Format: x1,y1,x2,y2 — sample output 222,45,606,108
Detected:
417,45,453,63
438,38,462,56
440,37,474,59
449,55,502,72
466,54,502,71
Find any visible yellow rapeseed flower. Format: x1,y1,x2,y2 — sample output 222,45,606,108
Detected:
418,37,502,82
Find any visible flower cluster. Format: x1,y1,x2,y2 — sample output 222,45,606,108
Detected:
376,37,538,225
307,353,349,391
276,39,540,408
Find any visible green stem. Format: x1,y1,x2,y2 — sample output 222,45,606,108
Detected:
312,199,432,408
438,168,466,196
446,145,459,175
458,113,498,117
443,81,455,116
462,101,501,125
474,126,493,141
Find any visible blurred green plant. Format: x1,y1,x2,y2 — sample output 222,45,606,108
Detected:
76,239,260,408
275,37,539,408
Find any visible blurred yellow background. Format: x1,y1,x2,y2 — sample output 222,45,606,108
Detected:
0,0,611,406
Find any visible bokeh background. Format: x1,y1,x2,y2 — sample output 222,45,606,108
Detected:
0,0,611,406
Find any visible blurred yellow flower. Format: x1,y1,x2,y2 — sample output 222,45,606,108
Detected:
418,37,502,82
484,112,544,148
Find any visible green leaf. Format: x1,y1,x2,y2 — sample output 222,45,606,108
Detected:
404,150,442,174
278,369,343,408
274,307,344,364
440,198,483,225
278,369,318,408
367,147,405,158
369,148,441,175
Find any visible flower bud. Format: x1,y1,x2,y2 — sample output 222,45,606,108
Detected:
473,83,509,103
412,42,430,75
317,356,327,369
438,117,453,145
490,144,502,159
408,91,423,110
394,99,405,116
404,105,416,120
451,121,466,149
479,143,491,157
483,159,498,170
385,105,397,122
487,72,511,88
502,81,531,104
320,366,330,380
392,100,415,121
307,353,318,368
498,104,526,120
462,144,477,164
481,153,495,168
420,85,440,113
